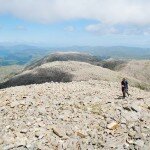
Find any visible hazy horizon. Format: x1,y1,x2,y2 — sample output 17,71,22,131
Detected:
1,42,150,49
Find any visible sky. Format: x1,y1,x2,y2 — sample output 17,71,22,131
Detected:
1,0,150,47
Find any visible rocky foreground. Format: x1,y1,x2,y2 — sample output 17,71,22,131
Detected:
0,80,150,150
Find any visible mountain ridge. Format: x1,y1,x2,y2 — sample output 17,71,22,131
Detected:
0,60,149,91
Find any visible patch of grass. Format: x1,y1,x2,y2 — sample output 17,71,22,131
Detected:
135,83,150,91
96,60,127,71
0,65,23,83
90,103,102,115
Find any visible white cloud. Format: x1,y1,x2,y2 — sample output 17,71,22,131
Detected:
86,24,119,34
86,23,150,35
0,0,150,25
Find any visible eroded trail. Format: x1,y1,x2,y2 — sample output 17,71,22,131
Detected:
0,80,150,150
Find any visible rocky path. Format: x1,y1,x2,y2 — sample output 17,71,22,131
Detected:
0,80,150,150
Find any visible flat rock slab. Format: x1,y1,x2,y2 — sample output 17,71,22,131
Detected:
107,122,119,130
52,126,67,138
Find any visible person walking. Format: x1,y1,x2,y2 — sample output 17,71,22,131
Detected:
121,78,130,98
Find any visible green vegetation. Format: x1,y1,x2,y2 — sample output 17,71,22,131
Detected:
135,83,150,91
96,60,127,71
90,103,103,115
0,65,23,83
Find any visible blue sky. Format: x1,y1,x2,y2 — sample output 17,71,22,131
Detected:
0,0,150,47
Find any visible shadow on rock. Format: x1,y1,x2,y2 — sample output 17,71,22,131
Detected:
115,96,124,99
0,68,73,89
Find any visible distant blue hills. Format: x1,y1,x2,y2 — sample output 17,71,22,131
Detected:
0,45,150,66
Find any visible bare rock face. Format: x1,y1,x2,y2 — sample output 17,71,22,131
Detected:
0,80,150,149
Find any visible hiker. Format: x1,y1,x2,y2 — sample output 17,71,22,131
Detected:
121,78,130,98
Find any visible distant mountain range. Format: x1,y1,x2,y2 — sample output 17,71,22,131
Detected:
0,45,51,66
0,45,150,66
61,46,150,59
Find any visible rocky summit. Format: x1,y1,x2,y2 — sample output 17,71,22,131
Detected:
0,80,150,150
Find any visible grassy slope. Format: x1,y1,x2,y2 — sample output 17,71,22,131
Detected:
0,65,23,83
118,60,150,83
0,61,149,91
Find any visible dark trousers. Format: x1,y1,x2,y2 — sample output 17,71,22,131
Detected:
122,88,129,98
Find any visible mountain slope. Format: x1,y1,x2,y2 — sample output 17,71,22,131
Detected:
0,61,148,90
98,59,150,88
0,80,150,149
0,65,23,83
25,52,102,70
118,60,150,84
